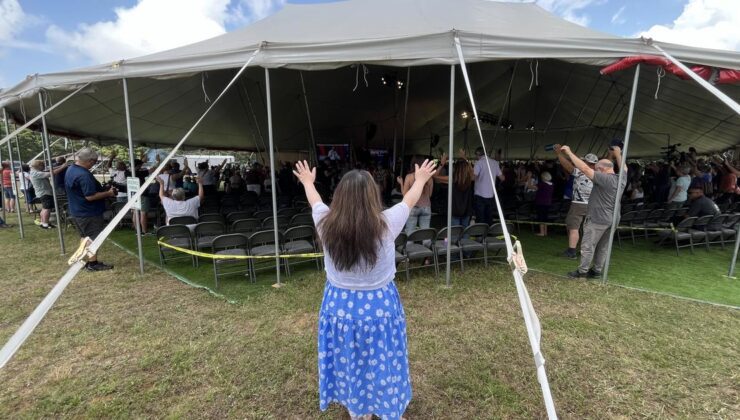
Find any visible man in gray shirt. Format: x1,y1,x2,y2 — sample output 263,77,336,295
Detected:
30,159,68,229
559,145,627,279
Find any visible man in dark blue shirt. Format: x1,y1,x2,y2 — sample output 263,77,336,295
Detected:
65,147,117,271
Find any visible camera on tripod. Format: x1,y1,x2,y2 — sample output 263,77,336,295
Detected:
660,143,684,163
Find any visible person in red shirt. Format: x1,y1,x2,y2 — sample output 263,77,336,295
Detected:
2,161,16,213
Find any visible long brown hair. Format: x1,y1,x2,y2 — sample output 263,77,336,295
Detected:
317,170,387,271
453,159,474,190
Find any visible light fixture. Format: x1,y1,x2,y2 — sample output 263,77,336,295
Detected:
525,123,535,131
461,111,469,119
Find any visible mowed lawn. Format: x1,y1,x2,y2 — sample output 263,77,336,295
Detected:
0,212,738,418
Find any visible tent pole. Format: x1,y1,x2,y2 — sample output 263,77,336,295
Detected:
727,224,740,278
123,78,145,275
602,64,640,283
399,67,411,175
0,113,5,222
299,71,318,166
2,108,24,236
445,65,455,288
0,84,89,150
37,95,65,254
265,68,282,288
14,135,28,213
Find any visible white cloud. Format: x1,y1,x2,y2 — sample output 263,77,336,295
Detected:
611,6,626,25
640,0,740,51
45,0,285,64
0,0,24,42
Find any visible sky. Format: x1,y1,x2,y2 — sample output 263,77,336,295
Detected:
0,0,739,90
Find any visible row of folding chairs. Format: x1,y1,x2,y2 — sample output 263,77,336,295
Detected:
393,222,513,281
656,214,739,255
156,224,321,288
168,213,314,233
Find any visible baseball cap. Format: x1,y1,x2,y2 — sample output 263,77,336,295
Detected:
583,153,599,164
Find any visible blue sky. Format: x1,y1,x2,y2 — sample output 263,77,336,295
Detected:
1,0,738,90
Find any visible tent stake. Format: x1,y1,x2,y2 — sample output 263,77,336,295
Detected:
444,65,455,288
123,78,145,275
602,64,640,283
37,95,65,253
265,68,282,288
2,108,24,236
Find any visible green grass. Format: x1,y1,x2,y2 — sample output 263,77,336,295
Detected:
0,212,739,418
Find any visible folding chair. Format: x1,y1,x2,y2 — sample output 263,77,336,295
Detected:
405,228,438,277
434,226,464,272
262,215,290,231
198,213,225,224
656,217,697,255
247,230,285,280
459,223,489,268
169,215,197,226
485,223,513,265
283,225,321,275
721,214,740,245
394,232,409,282
194,221,226,266
156,224,196,267
212,233,251,288
290,213,314,227
226,211,253,225
231,218,261,235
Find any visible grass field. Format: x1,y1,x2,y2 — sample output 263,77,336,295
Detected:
0,212,738,418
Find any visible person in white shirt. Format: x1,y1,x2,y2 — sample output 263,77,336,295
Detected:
158,175,204,224
295,158,436,420
473,146,504,225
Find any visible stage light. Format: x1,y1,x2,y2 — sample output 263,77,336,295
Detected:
461,111,469,119
525,123,535,131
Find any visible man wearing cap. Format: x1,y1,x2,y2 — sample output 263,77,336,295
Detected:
554,146,597,259
558,145,627,279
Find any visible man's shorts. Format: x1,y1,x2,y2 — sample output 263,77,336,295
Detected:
139,195,150,212
3,187,15,199
71,216,105,240
565,202,589,230
40,195,54,210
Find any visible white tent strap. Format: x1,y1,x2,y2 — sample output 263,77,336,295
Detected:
0,83,91,150
453,36,513,256
0,46,263,370
654,66,665,100
651,43,740,117
456,35,557,420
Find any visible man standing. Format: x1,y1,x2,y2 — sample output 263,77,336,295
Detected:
473,146,505,225
65,148,116,271
29,159,68,229
555,146,598,259
559,145,627,279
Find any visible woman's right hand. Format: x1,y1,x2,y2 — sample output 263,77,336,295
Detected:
413,159,437,184
293,160,316,185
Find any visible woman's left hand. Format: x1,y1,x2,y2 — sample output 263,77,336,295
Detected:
413,159,437,184
293,160,316,184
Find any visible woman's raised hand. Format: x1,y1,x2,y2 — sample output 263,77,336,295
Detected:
413,159,437,184
293,160,316,184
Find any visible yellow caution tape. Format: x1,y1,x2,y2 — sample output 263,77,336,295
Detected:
157,239,323,260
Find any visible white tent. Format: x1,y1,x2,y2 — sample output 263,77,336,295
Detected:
0,0,738,157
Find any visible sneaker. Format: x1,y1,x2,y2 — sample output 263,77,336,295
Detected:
561,250,577,259
39,224,54,230
33,219,42,226
586,269,602,279
85,261,114,271
567,270,588,279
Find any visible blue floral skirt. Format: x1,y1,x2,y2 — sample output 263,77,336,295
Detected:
318,281,411,419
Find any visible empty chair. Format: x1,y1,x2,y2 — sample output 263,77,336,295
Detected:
290,213,314,227
394,232,409,282
689,215,714,250
169,215,197,226
405,228,437,277
262,215,290,230
721,214,740,245
253,210,274,220
156,224,196,267
458,223,489,268
657,216,697,255
617,211,638,246
198,213,225,224
277,207,299,218
226,211,253,224
248,230,285,280
283,225,321,275
194,222,226,265
211,233,251,288
231,218,261,235
703,214,727,248
434,226,464,271
486,223,513,265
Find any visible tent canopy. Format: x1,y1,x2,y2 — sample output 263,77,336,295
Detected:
1,0,738,158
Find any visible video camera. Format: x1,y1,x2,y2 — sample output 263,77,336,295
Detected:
660,143,684,163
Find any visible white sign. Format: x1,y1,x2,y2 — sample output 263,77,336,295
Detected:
126,177,141,210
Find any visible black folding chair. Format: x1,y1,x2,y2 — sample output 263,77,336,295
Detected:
283,225,321,275
394,232,409,282
194,221,226,266
231,218,261,235
405,228,438,277
199,213,225,224
459,223,489,268
169,215,197,226
247,230,285,280
657,217,697,255
212,233,251,288
434,226,464,272
290,213,314,227
156,224,196,267
485,223,513,265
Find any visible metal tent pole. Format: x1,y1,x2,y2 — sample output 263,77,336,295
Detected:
265,68,282,287
123,78,145,275
602,64,640,283
3,109,24,238
0,112,5,222
26,138,62,164
399,67,411,175
299,71,318,166
14,134,28,213
728,224,740,278
37,95,65,254
445,65,455,288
